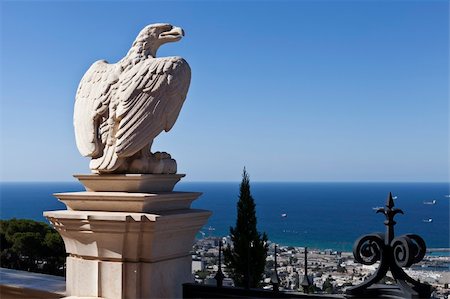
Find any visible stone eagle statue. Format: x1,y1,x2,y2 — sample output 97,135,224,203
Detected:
74,24,191,174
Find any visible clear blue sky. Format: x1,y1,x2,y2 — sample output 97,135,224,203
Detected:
0,1,448,182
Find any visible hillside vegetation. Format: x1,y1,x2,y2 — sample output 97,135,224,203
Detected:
0,219,66,276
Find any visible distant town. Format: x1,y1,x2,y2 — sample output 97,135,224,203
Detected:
191,237,450,298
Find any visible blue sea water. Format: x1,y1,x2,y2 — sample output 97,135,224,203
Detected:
0,181,449,252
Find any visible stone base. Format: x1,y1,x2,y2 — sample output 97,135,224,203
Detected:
65,255,192,298
44,209,211,299
74,174,185,193
54,191,202,213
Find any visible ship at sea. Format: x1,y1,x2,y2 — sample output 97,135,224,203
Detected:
1,181,449,252
423,199,437,205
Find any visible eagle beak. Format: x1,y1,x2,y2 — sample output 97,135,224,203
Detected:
159,26,184,42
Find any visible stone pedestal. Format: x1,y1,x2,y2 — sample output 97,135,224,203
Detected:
74,174,186,193
44,174,211,299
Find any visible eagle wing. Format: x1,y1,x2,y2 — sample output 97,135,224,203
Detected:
74,60,119,157
89,56,191,172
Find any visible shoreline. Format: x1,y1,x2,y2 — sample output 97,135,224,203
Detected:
193,236,450,295
199,235,450,260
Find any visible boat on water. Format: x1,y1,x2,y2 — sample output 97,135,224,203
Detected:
423,199,437,205
281,213,287,218
422,218,433,223
445,195,450,198
372,206,384,211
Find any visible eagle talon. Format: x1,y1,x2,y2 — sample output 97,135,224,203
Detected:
125,151,176,174
150,152,177,174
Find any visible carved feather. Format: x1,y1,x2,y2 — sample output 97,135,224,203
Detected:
74,55,190,172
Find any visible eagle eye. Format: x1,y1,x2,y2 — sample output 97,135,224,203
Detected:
160,25,172,32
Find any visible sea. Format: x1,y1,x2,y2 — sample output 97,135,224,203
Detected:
0,181,449,253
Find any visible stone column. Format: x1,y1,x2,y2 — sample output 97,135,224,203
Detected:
44,174,211,299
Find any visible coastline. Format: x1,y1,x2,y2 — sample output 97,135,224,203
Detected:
193,236,450,295
197,235,450,259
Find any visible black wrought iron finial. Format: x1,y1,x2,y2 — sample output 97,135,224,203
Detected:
346,193,431,298
304,247,308,278
301,247,311,293
214,239,225,287
376,192,404,244
270,244,280,292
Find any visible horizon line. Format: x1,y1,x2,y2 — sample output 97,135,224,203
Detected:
1,180,449,184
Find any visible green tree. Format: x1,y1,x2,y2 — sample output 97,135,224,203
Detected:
308,284,318,293
11,232,42,261
195,270,209,280
0,219,66,276
223,168,268,288
322,277,335,294
43,232,66,273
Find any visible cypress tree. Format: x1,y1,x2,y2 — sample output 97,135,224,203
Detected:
223,168,268,288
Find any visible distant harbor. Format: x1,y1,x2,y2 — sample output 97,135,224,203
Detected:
192,237,450,296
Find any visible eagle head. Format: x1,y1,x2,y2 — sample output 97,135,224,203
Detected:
130,23,185,58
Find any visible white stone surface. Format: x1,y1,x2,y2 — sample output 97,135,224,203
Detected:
74,173,185,192
0,267,66,296
54,190,201,212
74,24,191,174
66,258,99,297
44,209,211,262
45,208,211,298
65,256,192,298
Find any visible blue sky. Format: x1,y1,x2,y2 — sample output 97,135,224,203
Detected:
0,0,448,182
